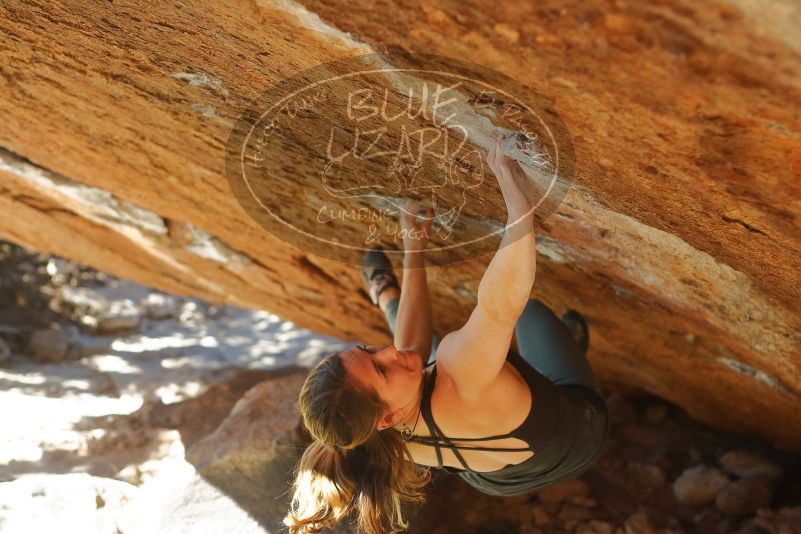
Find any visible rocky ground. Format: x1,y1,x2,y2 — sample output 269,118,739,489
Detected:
0,239,799,534
0,239,353,533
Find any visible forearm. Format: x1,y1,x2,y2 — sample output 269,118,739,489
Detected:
394,251,434,358
477,214,537,319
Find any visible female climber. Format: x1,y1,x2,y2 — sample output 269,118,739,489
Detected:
283,134,610,534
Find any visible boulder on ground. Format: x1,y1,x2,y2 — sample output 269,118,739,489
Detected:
184,367,312,532
141,293,179,320
715,475,776,516
718,450,783,481
673,465,730,506
95,300,142,333
26,328,71,363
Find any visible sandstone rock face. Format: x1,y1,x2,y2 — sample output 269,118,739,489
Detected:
0,0,800,454
148,367,280,450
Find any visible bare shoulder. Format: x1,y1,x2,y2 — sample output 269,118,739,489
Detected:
430,356,532,433
432,353,529,410
429,360,458,400
430,359,470,409
433,310,516,401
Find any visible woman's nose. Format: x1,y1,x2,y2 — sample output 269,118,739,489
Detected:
377,345,396,361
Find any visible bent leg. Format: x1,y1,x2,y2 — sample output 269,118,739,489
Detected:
383,298,441,365
514,299,602,395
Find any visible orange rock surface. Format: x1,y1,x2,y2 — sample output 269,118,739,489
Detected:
0,0,799,452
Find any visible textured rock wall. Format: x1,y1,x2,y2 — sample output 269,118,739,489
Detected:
1,0,800,452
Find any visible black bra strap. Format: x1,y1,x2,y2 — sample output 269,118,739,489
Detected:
409,436,531,452
419,360,530,444
416,361,535,472
422,361,442,468
409,432,518,442
429,410,475,472
420,364,477,472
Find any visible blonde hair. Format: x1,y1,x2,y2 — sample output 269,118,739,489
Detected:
283,351,432,533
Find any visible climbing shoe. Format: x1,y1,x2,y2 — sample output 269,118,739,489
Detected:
361,248,400,306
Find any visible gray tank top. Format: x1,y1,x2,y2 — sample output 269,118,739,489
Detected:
407,349,609,496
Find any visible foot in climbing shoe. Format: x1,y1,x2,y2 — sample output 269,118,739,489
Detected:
361,248,400,307
561,309,589,355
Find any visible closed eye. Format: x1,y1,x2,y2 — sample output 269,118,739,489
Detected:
357,344,385,375
356,343,375,354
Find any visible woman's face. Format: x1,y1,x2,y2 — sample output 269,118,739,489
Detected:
340,344,424,430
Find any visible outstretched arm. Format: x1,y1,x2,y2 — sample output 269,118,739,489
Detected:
394,249,434,364
393,200,435,364
436,134,537,400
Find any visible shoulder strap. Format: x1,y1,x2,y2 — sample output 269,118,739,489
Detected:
427,404,476,472
419,366,473,472
420,362,443,468
414,364,533,473
418,361,530,446
408,435,531,452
